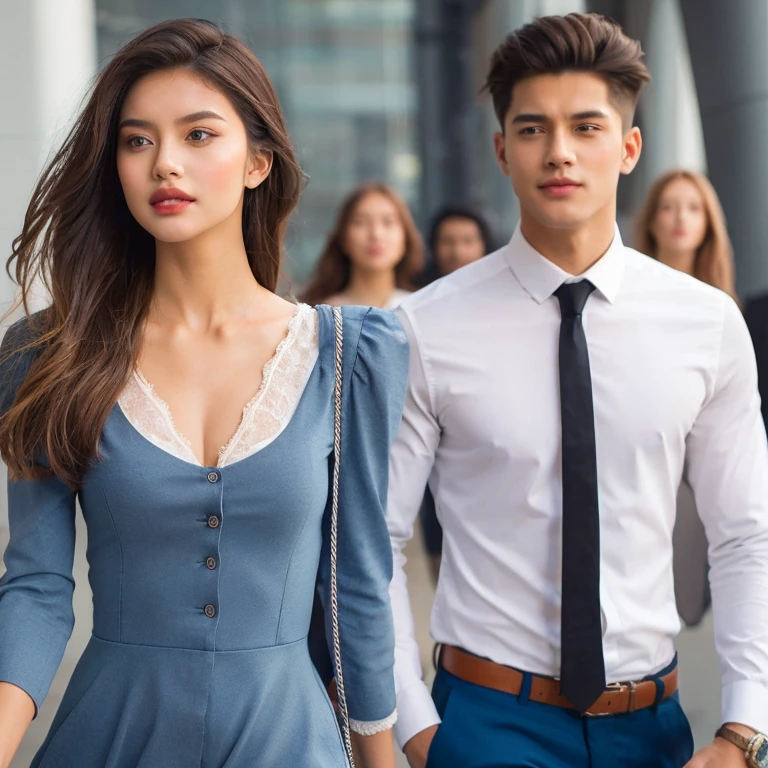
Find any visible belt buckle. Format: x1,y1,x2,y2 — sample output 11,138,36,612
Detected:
584,681,636,717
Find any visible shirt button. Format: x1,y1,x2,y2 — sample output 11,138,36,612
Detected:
207,515,220,529
204,604,216,618
207,471,219,484
206,556,217,570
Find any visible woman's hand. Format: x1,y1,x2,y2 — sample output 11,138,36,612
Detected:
0,681,35,768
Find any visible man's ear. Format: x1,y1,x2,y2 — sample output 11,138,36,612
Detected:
245,150,273,189
494,132,511,178
620,126,642,176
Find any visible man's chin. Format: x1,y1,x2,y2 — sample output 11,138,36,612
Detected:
527,209,591,231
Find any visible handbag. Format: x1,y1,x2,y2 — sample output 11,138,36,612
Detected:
329,306,356,767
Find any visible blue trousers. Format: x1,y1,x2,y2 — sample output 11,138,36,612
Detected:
425,660,694,768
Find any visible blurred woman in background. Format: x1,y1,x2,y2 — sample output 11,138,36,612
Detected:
635,169,737,628
301,181,423,308
635,169,736,299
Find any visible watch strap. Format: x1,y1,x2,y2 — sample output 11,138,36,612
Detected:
716,725,751,753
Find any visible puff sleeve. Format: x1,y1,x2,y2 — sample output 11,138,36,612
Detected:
0,316,77,715
317,306,409,734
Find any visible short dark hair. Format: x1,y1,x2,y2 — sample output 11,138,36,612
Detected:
427,203,497,255
484,13,650,128
418,202,498,286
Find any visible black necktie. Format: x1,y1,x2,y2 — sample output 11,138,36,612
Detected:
554,280,605,713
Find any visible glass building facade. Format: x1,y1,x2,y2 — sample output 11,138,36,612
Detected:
95,0,418,284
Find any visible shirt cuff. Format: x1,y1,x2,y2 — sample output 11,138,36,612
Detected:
392,680,441,750
722,680,768,734
349,709,398,735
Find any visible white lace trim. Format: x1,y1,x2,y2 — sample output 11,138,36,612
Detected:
118,304,319,467
349,710,398,736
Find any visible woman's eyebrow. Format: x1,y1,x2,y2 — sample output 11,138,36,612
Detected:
118,111,227,130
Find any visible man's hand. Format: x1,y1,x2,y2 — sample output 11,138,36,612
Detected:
403,725,439,768
684,737,748,767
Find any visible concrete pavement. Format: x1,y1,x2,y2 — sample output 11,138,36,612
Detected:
3,517,721,767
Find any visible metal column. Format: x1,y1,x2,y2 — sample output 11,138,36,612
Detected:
679,0,768,298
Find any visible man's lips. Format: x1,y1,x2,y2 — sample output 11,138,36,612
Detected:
539,178,582,189
539,179,582,197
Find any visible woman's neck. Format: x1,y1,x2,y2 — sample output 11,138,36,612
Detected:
655,247,696,276
339,268,398,309
151,228,264,332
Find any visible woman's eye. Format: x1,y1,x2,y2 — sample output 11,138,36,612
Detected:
127,136,150,148
188,129,214,142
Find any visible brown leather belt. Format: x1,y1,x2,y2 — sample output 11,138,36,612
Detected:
440,645,678,716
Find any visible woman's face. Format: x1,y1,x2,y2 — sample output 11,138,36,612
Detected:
116,69,270,245
434,216,486,275
651,177,708,257
342,192,407,274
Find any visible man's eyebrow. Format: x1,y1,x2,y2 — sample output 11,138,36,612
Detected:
118,111,227,130
510,109,611,125
570,110,609,120
511,113,549,124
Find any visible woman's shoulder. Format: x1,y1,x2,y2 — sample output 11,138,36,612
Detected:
1,310,47,352
0,309,49,413
314,304,407,372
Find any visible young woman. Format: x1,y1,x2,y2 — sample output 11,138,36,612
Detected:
0,19,406,768
301,182,423,309
635,169,737,299
636,169,737,629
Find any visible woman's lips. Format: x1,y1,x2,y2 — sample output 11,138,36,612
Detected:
151,199,194,215
149,187,195,214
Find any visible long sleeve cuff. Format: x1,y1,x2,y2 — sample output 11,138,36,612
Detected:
723,680,768,734
392,680,441,750
350,709,398,735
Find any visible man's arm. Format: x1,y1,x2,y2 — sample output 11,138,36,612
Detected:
684,296,768,740
387,308,443,763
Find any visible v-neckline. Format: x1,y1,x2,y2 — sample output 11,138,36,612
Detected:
133,305,306,468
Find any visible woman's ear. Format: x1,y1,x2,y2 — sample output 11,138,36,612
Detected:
245,149,273,189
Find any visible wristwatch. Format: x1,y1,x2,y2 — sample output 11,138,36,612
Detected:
716,725,768,768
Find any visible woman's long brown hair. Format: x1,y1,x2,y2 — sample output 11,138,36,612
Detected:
0,19,304,488
301,181,423,305
635,169,737,299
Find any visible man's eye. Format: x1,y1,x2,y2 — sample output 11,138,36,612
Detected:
519,127,542,136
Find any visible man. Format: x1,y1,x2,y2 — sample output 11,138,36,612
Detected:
387,12,768,768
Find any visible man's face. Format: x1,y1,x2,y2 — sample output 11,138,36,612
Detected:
493,72,641,232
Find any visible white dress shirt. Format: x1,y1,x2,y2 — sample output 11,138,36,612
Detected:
387,224,768,747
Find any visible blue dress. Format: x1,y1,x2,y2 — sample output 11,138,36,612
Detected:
0,305,408,767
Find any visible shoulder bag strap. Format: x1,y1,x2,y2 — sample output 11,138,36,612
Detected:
330,306,356,767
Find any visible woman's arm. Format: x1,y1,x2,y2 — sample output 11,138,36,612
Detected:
351,730,396,768
317,306,409,766
0,318,79,763
0,682,35,768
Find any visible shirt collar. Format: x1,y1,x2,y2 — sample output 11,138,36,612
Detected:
504,222,625,305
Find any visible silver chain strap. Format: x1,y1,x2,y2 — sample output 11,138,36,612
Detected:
330,306,355,767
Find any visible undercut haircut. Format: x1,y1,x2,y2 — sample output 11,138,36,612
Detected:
484,13,651,129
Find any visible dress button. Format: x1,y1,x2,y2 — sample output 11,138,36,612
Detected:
204,604,216,618
207,471,219,484
206,556,217,570
207,515,220,529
